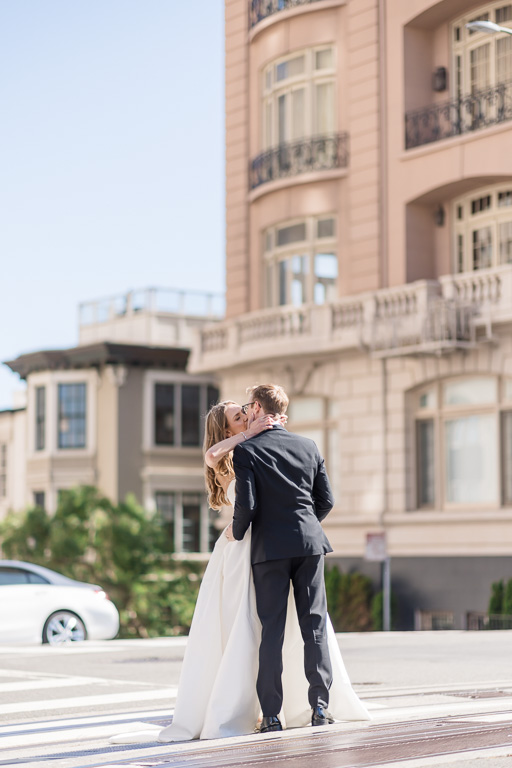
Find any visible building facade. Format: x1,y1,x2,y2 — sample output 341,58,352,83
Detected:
1,289,222,557
190,0,512,627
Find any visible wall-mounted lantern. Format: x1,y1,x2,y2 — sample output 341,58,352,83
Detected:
432,66,448,92
434,205,445,227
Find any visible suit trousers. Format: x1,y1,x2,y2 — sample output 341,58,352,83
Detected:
252,554,332,717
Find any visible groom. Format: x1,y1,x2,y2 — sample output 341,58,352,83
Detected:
227,383,335,733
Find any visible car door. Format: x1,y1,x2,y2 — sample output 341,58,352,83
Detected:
0,567,50,643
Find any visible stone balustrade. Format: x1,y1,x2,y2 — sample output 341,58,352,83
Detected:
190,267,512,373
439,265,512,320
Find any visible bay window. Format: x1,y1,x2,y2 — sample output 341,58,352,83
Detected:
262,47,335,150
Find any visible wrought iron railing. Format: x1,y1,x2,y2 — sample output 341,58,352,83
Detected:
467,613,512,630
405,81,512,149
249,0,323,28
250,133,349,190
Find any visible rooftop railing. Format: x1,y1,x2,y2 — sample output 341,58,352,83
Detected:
405,80,512,149
250,133,349,190
249,0,323,29
79,288,225,327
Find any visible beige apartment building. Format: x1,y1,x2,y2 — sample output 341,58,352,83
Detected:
190,0,512,628
0,289,222,557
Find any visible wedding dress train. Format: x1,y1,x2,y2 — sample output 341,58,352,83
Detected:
110,484,370,744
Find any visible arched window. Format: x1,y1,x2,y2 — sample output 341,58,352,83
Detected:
453,185,512,272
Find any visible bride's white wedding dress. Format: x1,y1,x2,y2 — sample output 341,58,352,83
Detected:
110,482,370,744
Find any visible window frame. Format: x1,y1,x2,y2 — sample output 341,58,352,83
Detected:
35,386,46,451
57,382,87,450
261,46,336,151
0,444,6,499
287,396,339,494
414,376,512,510
264,215,338,308
453,184,512,273
452,3,512,99
33,491,46,510
154,490,216,554
144,371,219,452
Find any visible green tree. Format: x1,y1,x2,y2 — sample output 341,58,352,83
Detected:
489,579,504,615
0,486,204,638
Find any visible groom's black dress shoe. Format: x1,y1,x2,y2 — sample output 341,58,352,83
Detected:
311,706,335,726
259,716,283,733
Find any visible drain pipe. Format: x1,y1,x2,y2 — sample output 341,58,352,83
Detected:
381,357,391,632
378,0,388,290
378,0,391,632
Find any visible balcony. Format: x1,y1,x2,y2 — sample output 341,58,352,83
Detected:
249,0,323,29
405,81,512,150
189,266,512,373
249,133,349,191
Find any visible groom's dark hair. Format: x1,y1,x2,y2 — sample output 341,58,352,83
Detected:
247,383,289,416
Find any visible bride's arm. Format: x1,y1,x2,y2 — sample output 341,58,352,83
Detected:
205,415,276,469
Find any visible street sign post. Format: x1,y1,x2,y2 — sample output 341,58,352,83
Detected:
365,532,391,631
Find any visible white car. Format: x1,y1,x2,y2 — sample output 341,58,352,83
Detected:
0,560,120,645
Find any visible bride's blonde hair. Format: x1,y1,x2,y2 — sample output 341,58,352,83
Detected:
204,400,236,510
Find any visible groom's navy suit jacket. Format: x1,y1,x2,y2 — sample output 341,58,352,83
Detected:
232,424,334,564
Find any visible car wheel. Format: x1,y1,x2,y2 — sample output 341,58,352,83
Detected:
42,611,87,645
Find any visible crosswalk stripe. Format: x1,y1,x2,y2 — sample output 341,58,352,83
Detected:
0,708,172,736
0,638,188,655
0,687,178,715
0,677,137,694
0,721,164,750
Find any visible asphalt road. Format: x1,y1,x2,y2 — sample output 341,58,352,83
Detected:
1,631,512,768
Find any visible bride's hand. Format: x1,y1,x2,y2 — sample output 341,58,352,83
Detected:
225,523,235,542
246,415,275,436
278,414,288,425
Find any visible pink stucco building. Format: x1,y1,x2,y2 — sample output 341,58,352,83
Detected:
191,0,512,629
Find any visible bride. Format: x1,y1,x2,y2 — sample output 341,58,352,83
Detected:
110,400,370,744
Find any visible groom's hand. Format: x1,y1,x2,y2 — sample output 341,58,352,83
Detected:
225,523,235,542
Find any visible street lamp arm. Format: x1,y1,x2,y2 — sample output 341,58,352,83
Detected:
466,20,512,35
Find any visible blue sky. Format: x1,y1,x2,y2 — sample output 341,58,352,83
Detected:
0,1,225,409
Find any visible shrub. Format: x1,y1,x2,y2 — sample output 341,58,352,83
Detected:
370,590,397,631
489,579,505,615
325,564,374,632
503,579,512,616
